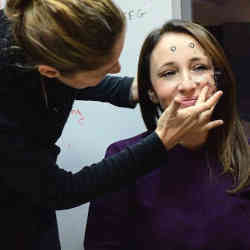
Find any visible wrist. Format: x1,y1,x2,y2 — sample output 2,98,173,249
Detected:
155,129,176,151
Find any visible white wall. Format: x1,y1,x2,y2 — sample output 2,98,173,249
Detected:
0,0,5,9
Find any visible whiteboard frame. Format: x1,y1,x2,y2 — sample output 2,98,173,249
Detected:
172,0,182,19
181,0,192,20
172,0,192,20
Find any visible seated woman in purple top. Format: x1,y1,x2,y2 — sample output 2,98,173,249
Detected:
84,20,250,250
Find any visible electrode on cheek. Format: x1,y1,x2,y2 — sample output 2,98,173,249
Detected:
192,71,216,88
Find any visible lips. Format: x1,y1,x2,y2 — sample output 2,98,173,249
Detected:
180,98,197,108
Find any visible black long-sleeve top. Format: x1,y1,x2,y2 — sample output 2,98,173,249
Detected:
0,11,167,250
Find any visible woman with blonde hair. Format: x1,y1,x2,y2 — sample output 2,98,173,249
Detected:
0,1,222,249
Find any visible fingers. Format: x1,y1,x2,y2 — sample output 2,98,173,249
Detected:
157,98,182,134
155,88,223,150
167,97,181,117
180,89,222,117
195,89,223,129
199,101,218,124
158,97,182,127
198,107,221,130
203,119,224,131
204,90,223,108
196,86,208,105
198,109,212,124
195,90,223,114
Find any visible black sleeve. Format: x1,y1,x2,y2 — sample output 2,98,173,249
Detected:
0,132,167,210
75,76,136,108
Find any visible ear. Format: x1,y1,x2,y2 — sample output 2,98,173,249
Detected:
38,65,61,78
148,89,159,104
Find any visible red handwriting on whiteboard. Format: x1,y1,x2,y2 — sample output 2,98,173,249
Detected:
71,108,85,126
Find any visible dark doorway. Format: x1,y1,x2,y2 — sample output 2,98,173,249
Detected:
192,0,250,128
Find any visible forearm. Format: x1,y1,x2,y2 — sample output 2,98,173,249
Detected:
0,132,167,210
76,76,136,108
67,132,167,207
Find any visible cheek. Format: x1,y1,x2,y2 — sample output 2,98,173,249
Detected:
155,82,178,108
194,72,217,96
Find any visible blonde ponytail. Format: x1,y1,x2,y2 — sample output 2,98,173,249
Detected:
4,0,125,74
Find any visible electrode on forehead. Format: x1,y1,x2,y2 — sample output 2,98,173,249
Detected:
188,42,195,48
170,46,176,52
170,42,196,53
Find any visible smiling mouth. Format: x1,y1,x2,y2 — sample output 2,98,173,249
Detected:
180,99,197,108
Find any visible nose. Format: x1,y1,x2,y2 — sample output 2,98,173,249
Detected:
109,62,121,74
178,72,196,94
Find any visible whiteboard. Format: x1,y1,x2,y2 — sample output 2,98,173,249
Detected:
0,0,5,9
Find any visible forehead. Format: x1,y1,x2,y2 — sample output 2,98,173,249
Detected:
150,32,209,65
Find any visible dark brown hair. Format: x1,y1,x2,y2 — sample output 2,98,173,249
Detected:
137,19,250,193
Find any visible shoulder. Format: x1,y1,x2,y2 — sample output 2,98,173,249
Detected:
0,66,39,92
99,75,133,85
105,131,150,157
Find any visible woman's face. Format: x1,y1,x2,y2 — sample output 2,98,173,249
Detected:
149,32,216,109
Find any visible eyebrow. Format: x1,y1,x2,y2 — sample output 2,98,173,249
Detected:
158,57,207,70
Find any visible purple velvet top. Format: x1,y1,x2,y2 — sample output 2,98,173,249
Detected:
84,132,250,250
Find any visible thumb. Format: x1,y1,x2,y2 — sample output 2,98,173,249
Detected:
166,97,181,118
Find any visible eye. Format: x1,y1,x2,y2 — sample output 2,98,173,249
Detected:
160,71,176,78
193,65,209,72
